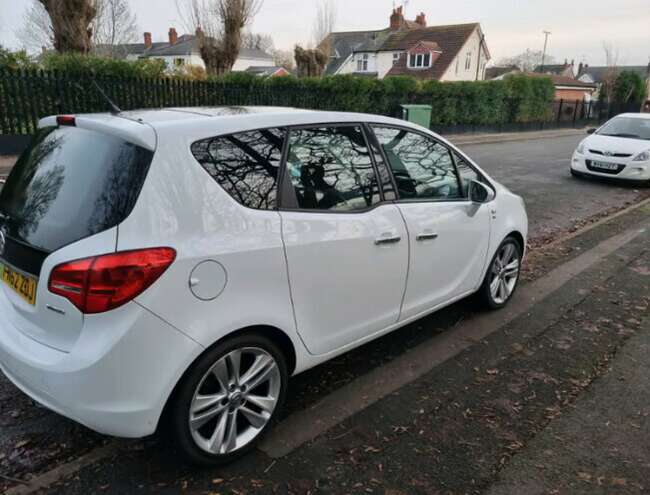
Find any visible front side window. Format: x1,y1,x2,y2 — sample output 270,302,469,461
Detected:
373,126,461,201
465,51,472,70
191,128,284,210
454,152,483,197
285,126,380,212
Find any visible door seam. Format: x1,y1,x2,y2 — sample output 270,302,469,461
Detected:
395,204,411,321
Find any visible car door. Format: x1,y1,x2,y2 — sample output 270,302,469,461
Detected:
371,125,491,321
279,125,409,356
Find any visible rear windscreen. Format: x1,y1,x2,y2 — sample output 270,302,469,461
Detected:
0,126,153,253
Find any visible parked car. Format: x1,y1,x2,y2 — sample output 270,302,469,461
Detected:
571,113,650,184
0,107,527,465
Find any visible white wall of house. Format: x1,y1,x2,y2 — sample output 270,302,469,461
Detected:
334,29,488,82
441,28,487,82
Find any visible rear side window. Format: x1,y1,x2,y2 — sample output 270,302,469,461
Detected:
0,126,153,253
285,126,380,212
191,128,285,210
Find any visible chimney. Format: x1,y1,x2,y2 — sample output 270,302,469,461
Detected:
415,12,427,27
578,62,583,75
390,6,404,31
195,26,203,38
144,32,152,49
168,27,178,45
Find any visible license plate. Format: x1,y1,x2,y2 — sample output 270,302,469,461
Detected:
1,262,38,306
592,161,618,171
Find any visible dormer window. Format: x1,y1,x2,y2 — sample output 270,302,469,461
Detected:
409,52,431,69
406,41,441,70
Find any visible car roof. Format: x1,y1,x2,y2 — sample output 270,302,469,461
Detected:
39,106,435,151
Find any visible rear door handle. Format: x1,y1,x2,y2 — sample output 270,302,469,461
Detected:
416,232,439,241
374,234,402,245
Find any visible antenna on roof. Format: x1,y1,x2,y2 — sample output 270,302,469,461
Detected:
91,79,122,115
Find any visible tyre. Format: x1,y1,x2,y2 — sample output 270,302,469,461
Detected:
570,168,582,178
168,333,288,466
478,236,522,309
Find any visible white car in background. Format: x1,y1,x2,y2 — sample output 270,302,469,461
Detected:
571,113,650,184
0,107,527,465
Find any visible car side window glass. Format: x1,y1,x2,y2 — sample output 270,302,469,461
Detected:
453,152,481,197
372,126,461,201
285,126,380,212
191,128,284,210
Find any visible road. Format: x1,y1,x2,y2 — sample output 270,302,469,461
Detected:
460,134,644,239
0,134,649,494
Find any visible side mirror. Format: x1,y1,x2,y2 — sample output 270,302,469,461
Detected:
587,128,597,135
468,180,495,204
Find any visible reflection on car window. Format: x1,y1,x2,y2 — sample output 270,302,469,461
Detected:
286,126,380,211
597,117,650,140
191,128,284,210
372,127,461,200
0,126,153,253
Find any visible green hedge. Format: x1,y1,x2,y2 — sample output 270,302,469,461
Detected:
0,58,556,135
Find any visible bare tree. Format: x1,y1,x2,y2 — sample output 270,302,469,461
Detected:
295,45,327,77
15,2,54,52
93,0,139,56
313,0,337,51
177,0,263,75
272,48,294,71
35,0,98,53
498,49,556,73
242,31,274,53
601,41,620,103
17,0,138,55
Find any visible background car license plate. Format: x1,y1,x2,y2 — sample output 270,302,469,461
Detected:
592,161,618,171
1,263,38,305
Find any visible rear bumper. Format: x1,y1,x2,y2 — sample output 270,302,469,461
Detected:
571,154,650,182
0,296,203,438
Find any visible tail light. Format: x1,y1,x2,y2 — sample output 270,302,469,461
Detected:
48,248,176,314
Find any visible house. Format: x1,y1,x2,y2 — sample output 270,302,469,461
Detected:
100,28,275,72
533,60,576,78
528,73,597,101
244,66,290,77
320,6,490,81
484,65,520,80
577,63,650,108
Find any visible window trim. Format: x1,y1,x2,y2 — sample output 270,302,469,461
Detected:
368,123,495,205
407,52,433,69
277,123,386,215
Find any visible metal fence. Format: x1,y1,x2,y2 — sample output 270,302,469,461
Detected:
0,67,639,137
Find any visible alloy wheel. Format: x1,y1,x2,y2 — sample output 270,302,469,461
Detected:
489,242,520,305
188,347,281,455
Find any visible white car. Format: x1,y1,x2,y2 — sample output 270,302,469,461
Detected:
0,107,527,464
571,113,650,184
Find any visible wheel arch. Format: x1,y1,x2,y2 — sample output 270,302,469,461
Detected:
157,324,297,433
506,230,526,256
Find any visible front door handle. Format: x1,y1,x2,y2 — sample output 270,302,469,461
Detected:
416,232,439,242
374,234,402,245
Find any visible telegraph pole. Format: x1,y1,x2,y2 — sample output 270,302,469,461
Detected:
541,30,551,72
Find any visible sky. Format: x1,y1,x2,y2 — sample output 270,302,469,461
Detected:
0,0,649,66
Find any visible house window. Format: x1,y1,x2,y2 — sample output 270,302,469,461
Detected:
357,54,369,72
393,52,401,65
465,51,472,71
408,52,432,69
174,58,185,67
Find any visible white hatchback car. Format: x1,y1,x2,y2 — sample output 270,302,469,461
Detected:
571,113,650,184
0,107,527,464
